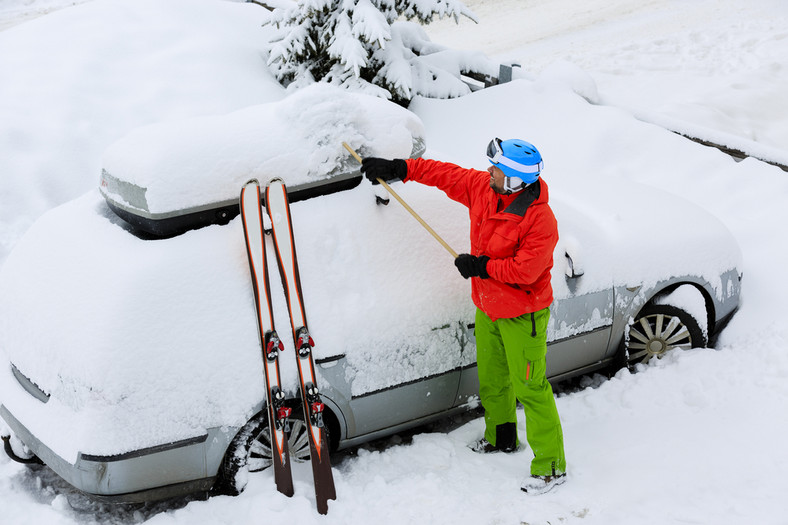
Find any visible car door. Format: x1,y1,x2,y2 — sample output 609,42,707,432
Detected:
297,185,470,440
341,321,465,438
545,268,614,377
545,225,615,376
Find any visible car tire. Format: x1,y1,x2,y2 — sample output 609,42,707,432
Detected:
623,303,707,368
214,409,312,496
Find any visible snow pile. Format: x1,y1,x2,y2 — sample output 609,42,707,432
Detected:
428,0,788,154
101,84,424,214
0,0,281,263
1,0,788,524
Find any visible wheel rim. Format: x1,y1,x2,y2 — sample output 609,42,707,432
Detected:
247,418,311,472
627,312,693,364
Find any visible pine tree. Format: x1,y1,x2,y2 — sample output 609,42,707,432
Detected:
265,0,486,106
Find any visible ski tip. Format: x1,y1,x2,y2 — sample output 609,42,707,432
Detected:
240,179,262,201
264,178,289,204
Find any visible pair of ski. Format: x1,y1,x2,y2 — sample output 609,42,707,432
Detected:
239,178,336,515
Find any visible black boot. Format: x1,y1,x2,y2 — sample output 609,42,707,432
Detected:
469,422,517,453
495,422,517,452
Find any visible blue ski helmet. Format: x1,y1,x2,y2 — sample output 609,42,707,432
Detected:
486,138,543,188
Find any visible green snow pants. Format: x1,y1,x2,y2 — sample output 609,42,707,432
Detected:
475,307,566,476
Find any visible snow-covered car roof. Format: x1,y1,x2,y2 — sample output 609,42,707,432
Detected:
99,84,425,235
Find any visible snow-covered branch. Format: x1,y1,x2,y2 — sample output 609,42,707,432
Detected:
264,0,491,105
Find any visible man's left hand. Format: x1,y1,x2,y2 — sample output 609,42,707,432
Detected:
454,254,490,279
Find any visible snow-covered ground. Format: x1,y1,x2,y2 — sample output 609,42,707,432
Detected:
1,0,788,524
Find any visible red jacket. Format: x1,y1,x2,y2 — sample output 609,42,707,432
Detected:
405,158,558,321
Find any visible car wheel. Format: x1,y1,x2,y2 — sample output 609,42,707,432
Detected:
624,304,707,367
214,409,312,496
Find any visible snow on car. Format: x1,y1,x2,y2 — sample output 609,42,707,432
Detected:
99,84,426,237
0,84,741,503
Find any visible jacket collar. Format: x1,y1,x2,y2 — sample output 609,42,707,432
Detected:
494,179,545,218
503,180,541,217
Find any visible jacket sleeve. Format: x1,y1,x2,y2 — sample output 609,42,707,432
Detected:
486,207,558,285
405,158,486,209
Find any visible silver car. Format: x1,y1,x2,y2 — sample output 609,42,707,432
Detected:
0,108,741,503
0,163,741,503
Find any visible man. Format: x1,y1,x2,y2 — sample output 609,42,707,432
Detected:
360,138,566,495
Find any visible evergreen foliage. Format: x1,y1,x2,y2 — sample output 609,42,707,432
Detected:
265,0,483,105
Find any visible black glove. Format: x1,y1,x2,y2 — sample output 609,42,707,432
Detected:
361,157,407,185
454,254,490,279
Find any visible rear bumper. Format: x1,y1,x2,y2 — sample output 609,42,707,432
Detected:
0,404,230,503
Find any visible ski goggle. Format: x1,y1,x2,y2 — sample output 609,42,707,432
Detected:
486,137,504,163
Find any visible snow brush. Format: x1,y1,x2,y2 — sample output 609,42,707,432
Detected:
342,142,459,259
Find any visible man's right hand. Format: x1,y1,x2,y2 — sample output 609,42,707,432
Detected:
361,158,407,185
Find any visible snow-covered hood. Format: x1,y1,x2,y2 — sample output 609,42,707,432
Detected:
549,177,742,301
